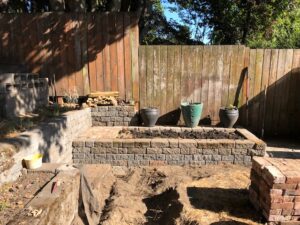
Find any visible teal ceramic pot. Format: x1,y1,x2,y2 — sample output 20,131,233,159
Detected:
181,102,203,128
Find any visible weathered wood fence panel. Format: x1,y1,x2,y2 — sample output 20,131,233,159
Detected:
0,13,139,100
139,46,300,136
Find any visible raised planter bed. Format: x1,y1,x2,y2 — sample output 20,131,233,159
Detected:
72,126,266,166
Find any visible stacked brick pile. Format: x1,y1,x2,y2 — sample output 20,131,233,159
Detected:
91,106,139,126
250,157,300,224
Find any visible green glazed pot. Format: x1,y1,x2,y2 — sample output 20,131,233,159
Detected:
181,102,203,128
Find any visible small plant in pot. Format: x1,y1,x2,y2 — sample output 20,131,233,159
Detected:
140,107,159,127
219,104,239,128
181,101,203,128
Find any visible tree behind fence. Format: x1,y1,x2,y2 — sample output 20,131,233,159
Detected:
139,45,300,137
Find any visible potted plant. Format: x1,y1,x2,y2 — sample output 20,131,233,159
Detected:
140,107,159,127
219,104,239,128
181,101,203,128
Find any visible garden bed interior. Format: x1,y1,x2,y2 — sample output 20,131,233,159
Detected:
72,125,266,166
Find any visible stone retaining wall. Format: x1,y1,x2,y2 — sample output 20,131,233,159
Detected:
72,127,266,166
91,106,139,126
0,108,92,184
250,157,300,224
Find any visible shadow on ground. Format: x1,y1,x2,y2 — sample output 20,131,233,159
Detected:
187,187,261,222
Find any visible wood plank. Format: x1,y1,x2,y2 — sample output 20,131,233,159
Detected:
173,46,182,116
279,49,293,134
213,45,223,124
116,13,125,99
240,47,250,126
189,46,197,103
66,19,76,94
194,46,203,105
271,49,287,134
74,15,84,95
288,50,300,134
159,45,168,115
153,46,160,108
95,14,105,92
166,46,175,111
109,13,118,92
139,46,147,109
264,49,279,135
146,46,154,108
221,46,233,107
201,46,210,120
87,14,97,92
103,13,111,92
130,14,139,103
181,46,190,102
123,13,132,100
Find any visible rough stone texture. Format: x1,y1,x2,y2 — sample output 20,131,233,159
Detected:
250,157,300,224
91,106,139,126
72,127,266,166
0,73,48,118
0,108,92,185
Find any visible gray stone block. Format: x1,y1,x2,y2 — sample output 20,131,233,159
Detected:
106,148,118,154
156,154,166,160
151,139,169,148
128,148,146,154
162,148,181,154
165,154,184,161
232,149,248,155
143,154,157,160
118,148,127,154
218,148,232,155
147,148,162,154
94,140,113,148
203,149,218,155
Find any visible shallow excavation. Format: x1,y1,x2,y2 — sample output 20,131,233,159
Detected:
3,164,264,225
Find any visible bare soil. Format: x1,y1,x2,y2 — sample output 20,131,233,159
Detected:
118,129,244,140
0,171,54,225
86,164,264,225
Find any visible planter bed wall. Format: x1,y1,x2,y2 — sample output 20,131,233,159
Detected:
72,127,266,166
91,106,139,126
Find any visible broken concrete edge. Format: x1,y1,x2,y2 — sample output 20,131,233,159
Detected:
6,164,80,225
0,108,92,186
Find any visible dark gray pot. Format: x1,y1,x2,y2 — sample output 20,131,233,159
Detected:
140,107,159,127
219,107,239,128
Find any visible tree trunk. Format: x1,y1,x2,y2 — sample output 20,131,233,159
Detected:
65,0,86,12
107,0,121,12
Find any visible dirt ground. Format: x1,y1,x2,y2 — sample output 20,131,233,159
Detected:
118,128,244,140
76,164,264,225
0,171,54,225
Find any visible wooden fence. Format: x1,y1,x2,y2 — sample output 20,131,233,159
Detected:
0,13,139,100
139,46,300,136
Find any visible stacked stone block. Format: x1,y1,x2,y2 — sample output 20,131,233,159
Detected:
250,157,300,224
72,127,266,166
0,73,48,118
91,106,139,126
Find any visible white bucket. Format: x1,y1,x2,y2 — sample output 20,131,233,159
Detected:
24,153,43,169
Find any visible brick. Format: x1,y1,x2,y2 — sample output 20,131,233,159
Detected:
166,154,184,161
91,147,106,154
294,209,300,215
219,140,235,148
122,140,135,148
221,155,234,162
282,209,293,216
143,154,157,160
162,148,180,154
151,139,169,148
270,189,283,196
189,148,203,154
106,148,118,154
135,139,151,148
179,139,197,149
202,149,218,155
180,148,190,154
235,140,255,149
94,154,106,160
270,202,294,210
85,141,94,148
72,140,85,147
94,140,113,148
218,148,231,155
212,155,221,161
232,148,248,155
169,139,179,148
128,148,146,154
294,202,300,210
156,154,166,161
147,148,162,154
263,165,286,185
113,139,123,147
273,183,298,190
118,148,127,154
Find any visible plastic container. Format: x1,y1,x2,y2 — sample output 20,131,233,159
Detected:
181,102,203,128
24,153,43,169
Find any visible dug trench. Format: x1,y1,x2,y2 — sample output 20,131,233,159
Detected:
5,164,265,225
